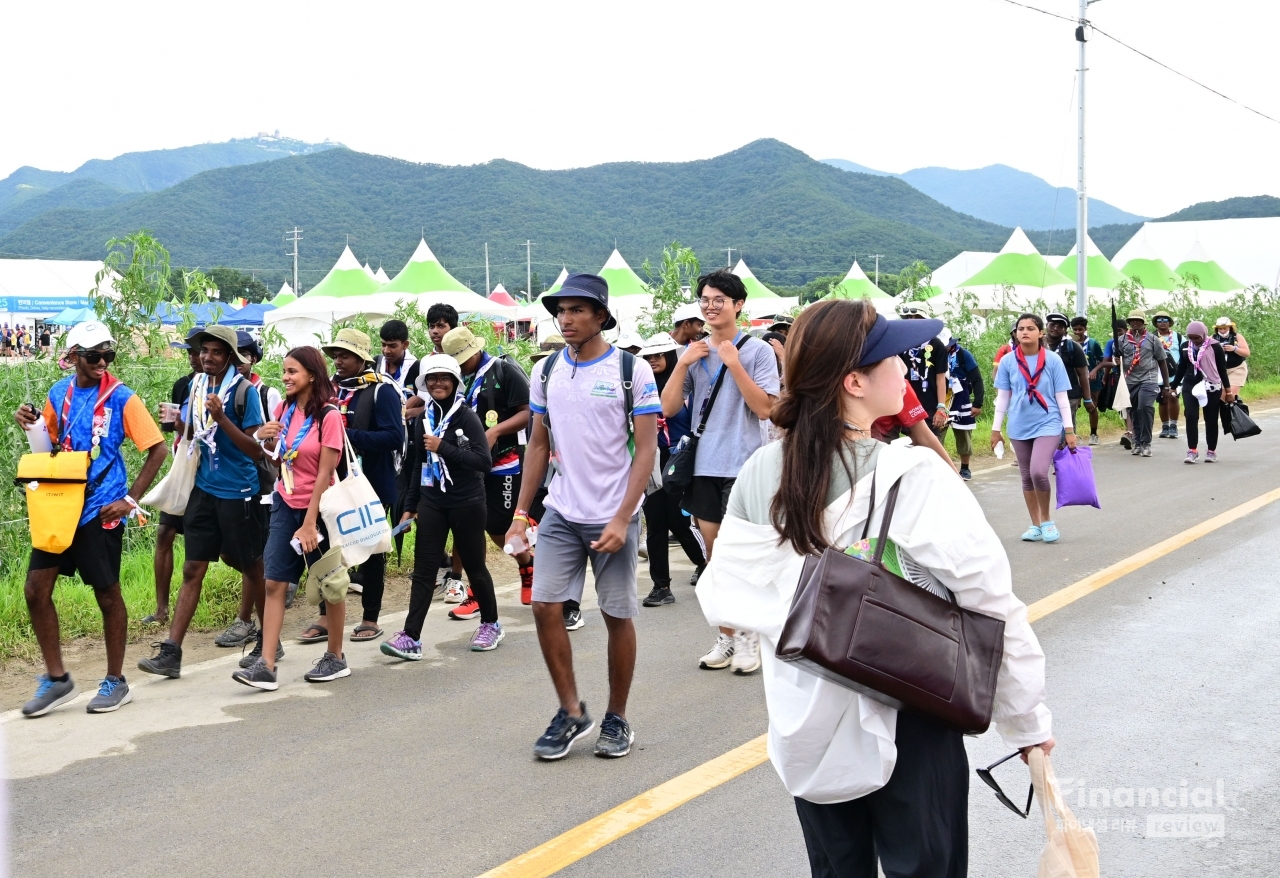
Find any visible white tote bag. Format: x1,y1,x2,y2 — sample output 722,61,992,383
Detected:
140,400,200,516
319,431,392,566
1030,748,1100,878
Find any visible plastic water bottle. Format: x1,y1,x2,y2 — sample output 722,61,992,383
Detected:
455,428,470,451
23,405,51,453
504,526,538,556
993,439,1005,459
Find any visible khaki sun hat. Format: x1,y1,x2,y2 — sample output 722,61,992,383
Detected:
530,333,566,363
322,327,373,363
442,326,485,365
1126,309,1147,322
190,325,250,363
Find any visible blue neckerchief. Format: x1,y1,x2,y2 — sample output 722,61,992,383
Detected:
423,391,466,490
280,402,314,465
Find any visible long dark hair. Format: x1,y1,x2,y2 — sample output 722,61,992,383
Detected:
770,299,880,556
648,350,679,393
284,346,336,421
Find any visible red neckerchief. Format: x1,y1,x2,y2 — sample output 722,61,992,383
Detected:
1013,347,1049,412
248,372,262,386
1124,330,1144,372
58,370,123,451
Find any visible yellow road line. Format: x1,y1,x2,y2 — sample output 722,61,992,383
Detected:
483,485,1280,878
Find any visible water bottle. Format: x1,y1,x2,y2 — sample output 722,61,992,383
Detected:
504,526,538,556
455,428,470,451
23,405,52,453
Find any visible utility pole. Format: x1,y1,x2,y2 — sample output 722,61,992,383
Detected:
524,240,535,300
284,227,303,295
1075,0,1100,317
485,243,490,294
723,247,736,268
869,254,884,288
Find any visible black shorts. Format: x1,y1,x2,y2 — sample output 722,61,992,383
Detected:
682,476,736,525
29,518,125,590
485,472,522,536
159,511,185,534
183,485,266,569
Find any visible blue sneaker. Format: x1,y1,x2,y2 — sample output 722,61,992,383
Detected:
1020,525,1043,542
1040,522,1060,543
21,673,77,717
86,675,133,713
534,702,595,760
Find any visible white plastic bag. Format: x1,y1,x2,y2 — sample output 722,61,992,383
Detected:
1030,748,1100,878
319,431,391,566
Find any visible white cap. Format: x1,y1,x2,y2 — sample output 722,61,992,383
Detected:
64,321,114,351
615,332,645,351
417,353,462,386
1215,316,1233,327
639,332,679,357
937,327,953,347
672,303,704,325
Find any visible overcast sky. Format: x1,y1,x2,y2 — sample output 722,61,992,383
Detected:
5,0,1277,217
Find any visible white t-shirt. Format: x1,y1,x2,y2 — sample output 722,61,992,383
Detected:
530,346,661,525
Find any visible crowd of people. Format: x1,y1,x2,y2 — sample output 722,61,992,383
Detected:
1,322,52,357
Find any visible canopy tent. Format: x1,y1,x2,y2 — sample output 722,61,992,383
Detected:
597,249,652,325
542,267,568,298
270,282,297,306
1174,242,1244,294
1057,233,1129,299
374,266,390,283
823,260,896,317
488,284,519,307
1115,230,1182,299
157,300,239,326
0,258,118,320
48,306,98,325
218,302,276,326
952,228,1072,310
929,251,997,295
730,259,797,318
1112,217,1280,289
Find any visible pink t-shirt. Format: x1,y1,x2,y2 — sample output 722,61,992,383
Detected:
274,402,345,509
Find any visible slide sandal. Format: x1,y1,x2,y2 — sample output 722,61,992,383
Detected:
296,624,329,644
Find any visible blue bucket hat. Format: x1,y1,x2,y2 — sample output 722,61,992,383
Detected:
540,273,617,331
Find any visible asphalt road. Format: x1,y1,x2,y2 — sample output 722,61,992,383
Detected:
6,410,1280,878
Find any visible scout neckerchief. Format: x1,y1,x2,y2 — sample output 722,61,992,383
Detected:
1013,346,1050,412
422,391,466,491
275,401,314,495
59,370,123,460
191,368,242,462
463,352,498,412
1123,329,1146,374
335,369,380,420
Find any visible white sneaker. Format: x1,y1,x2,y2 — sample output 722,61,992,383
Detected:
731,630,761,675
698,633,734,670
444,575,467,604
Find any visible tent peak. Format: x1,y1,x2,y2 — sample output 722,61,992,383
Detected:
333,245,363,272
843,260,871,282
731,259,758,281
602,249,630,271
408,238,440,265
999,227,1040,256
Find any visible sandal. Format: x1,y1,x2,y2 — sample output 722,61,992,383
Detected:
297,624,329,643
139,613,168,625
350,623,383,642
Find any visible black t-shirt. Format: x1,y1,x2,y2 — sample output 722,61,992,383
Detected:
1047,337,1087,398
40,331,51,346
464,355,530,463
899,338,948,413
171,372,195,406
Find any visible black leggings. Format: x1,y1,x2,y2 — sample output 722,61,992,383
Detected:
404,502,496,637
1183,387,1222,452
643,488,705,586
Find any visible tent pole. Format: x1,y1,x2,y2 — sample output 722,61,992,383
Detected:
1075,0,1090,318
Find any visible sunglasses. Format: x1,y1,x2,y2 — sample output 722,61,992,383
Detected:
976,751,1034,818
77,349,117,365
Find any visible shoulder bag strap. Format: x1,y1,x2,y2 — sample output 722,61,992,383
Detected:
693,336,750,439
620,350,635,439
873,479,903,565
859,473,878,542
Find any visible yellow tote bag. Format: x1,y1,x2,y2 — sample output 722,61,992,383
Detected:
15,450,91,554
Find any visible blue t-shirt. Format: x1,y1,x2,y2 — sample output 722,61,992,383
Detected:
995,349,1071,440
193,372,265,499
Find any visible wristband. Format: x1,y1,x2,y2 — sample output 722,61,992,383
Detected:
512,513,529,525
514,508,529,517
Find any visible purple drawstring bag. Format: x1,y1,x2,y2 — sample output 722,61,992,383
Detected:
1054,445,1100,509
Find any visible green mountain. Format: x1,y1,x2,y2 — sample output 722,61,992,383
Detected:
0,140,1012,290
0,179,139,236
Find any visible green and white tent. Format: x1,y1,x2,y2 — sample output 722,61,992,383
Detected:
269,282,296,306
1117,230,1182,298
374,266,390,284
1057,233,1129,298
597,249,652,325
953,227,1072,310
1175,242,1243,294
823,260,896,317
542,267,568,297
263,244,383,346
366,238,513,319
732,259,798,319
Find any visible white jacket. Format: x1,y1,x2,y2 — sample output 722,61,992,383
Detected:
697,441,1052,804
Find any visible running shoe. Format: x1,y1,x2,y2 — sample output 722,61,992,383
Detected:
470,621,505,651
239,629,285,669
1120,433,1133,450
137,640,183,678
214,617,257,648
519,565,534,606
642,585,675,607
1158,424,1171,439
380,631,423,661
86,675,132,713
731,631,761,675
21,673,77,718
563,607,584,630
1167,424,1179,439
1089,434,1099,446
1040,522,1060,543
533,702,594,760
232,658,279,691
1185,450,1199,464
1020,525,1043,542
304,652,350,682
1141,446,1152,458
690,566,705,587
444,574,467,604
699,633,735,669
594,712,635,759
449,596,481,620
1205,450,1218,463
958,466,972,481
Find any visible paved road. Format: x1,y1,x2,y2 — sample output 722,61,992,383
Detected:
7,411,1280,877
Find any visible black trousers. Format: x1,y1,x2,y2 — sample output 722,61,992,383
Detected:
405,501,495,636
642,487,706,586
794,711,968,878
1183,387,1222,452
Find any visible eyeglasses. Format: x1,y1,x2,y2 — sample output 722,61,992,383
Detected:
976,751,1034,818
697,297,731,311
77,349,116,365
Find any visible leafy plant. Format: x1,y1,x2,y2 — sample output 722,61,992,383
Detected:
93,230,174,359
639,242,700,338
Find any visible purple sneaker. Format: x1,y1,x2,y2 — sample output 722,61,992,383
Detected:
470,622,505,652
380,631,422,661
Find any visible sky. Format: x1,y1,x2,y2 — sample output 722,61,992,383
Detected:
3,0,1277,218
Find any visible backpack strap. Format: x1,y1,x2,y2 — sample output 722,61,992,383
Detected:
233,378,250,421
620,349,636,443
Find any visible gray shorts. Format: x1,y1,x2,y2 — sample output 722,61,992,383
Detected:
532,506,641,618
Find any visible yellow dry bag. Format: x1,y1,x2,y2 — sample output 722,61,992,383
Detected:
15,450,91,554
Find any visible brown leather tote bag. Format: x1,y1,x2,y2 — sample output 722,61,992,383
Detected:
775,475,1005,734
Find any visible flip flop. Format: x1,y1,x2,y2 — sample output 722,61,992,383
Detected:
296,624,329,643
139,613,167,625
350,623,383,642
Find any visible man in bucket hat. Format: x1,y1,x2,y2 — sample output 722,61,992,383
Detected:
1113,309,1171,457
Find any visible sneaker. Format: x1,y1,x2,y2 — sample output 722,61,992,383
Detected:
21,673,77,717
958,466,972,481
1158,424,1171,439
594,712,635,759
642,585,675,607
232,658,279,691
690,566,705,587
285,581,300,609
731,631,761,675
239,629,284,668
470,621,505,651
444,575,467,604
380,630,423,661
1089,434,1099,446
304,652,350,682
449,596,481,620
215,617,257,648
1168,424,1179,439
137,640,183,678
1131,443,1142,455
1141,445,1152,458
86,675,132,713
1185,450,1199,464
1120,433,1133,450
699,633,735,669
519,565,534,606
1040,522,1060,543
1206,450,1218,463
347,582,363,595
533,702,595,760
1021,525,1043,542
563,607,585,631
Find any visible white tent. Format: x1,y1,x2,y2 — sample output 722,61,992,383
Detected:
929,251,997,294
731,259,799,318
1113,218,1280,290
0,259,118,325
374,266,390,283
945,228,1072,311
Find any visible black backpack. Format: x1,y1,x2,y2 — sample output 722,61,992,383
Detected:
233,380,279,497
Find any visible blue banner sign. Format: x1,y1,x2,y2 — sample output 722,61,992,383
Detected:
0,297,93,312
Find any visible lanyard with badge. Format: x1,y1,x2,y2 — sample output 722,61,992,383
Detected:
275,402,313,495
697,332,742,421
191,370,241,467
60,372,122,460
